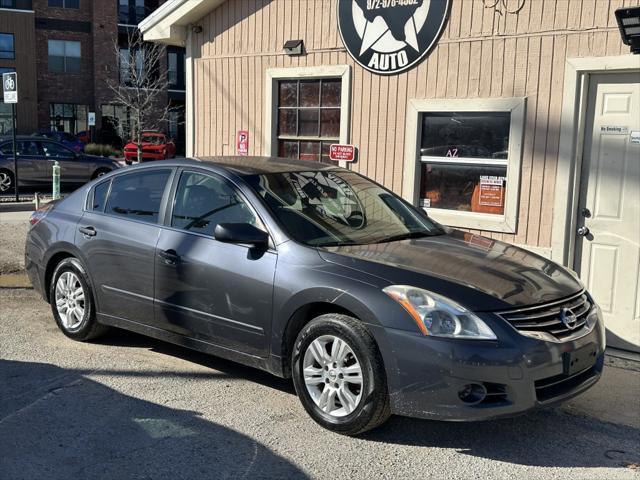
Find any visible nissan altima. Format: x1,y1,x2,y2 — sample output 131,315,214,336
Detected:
25,157,604,435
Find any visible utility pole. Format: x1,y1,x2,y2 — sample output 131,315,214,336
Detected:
12,103,17,202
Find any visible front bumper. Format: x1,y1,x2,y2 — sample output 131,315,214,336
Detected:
381,309,605,421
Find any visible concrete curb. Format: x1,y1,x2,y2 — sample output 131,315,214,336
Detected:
0,273,31,288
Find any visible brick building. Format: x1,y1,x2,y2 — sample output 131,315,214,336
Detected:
0,0,185,152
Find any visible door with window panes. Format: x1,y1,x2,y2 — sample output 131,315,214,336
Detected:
277,79,341,163
419,112,510,216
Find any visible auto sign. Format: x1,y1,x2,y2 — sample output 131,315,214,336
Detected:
338,0,451,75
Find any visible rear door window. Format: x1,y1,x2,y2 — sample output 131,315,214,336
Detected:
41,141,74,159
105,169,171,223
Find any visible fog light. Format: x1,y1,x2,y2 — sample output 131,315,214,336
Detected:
458,383,487,405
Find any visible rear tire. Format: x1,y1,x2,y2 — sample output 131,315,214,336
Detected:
50,257,108,341
0,169,14,193
292,314,391,435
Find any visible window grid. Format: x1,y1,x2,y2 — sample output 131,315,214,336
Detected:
276,79,341,163
48,39,81,73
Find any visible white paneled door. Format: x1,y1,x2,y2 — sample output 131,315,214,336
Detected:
577,73,640,352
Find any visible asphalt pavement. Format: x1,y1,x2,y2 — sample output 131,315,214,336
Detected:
1,288,639,480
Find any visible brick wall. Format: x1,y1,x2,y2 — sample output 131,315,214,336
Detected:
34,0,95,130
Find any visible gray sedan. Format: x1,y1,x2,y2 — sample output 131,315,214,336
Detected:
0,136,120,193
25,157,604,435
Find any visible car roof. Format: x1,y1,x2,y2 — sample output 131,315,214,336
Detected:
0,135,50,142
122,156,340,176
197,156,339,175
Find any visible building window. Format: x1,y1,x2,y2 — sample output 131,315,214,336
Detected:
404,97,526,233
167,47,185,90
48,40,81,73
118,0,158,25
101,103,131,144
49,103,88,134
48,0,79,8
275,79,341,162
265,66,351,162
0,33,15,59
420,112,510,215
0,1,33,10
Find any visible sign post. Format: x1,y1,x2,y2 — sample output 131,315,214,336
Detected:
3,72,18,202
88,112,96,144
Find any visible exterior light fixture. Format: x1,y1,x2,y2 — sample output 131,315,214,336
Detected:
283,40,304,56
615,7,640,54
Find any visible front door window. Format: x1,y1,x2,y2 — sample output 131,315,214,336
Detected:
171,170,259,236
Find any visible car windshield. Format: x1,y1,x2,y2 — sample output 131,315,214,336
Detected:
142,135,163,144
246,170,445,247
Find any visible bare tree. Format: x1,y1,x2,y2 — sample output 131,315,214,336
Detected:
106,29,171,163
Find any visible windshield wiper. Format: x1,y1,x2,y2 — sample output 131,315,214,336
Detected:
373,231,434,244
315,240,359,248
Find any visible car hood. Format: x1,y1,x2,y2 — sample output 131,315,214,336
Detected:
317,230,582,311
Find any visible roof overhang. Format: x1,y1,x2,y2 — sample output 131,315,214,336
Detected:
138,0,226,46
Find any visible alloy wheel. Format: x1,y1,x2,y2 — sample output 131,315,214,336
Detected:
0,172,12,192
302,335,363,417
55,272,86,330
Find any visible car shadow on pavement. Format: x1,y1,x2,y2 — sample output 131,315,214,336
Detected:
362,407,640,470
94,328,296,395
0,359,309,480
87,329,640,471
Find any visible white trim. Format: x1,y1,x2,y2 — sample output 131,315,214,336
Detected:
263,65,352,165
184,27,194,157
403,97,526,233
552,55,640,266
0,8,34,14
168,88,186,93
139,0,225,46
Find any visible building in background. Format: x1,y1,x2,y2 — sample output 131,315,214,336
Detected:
140,0,640,353
0,0,185,152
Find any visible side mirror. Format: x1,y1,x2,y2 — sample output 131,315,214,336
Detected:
214,223,269,248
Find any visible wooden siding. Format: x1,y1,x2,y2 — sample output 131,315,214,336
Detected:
0,9,38,133
190,0,639,249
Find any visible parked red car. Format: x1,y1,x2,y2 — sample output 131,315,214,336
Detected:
123,132,176,162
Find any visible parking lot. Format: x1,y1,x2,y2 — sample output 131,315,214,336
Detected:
1,283,639,479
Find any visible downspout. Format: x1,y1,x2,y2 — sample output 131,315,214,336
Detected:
185,26,195,157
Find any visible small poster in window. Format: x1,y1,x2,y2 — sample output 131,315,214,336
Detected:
478,176,505,207
420,198,431,208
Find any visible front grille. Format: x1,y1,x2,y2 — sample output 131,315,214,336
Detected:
535,364,598,403
497,291,592,341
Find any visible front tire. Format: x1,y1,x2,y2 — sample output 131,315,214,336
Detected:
292,314,391,435
50,258,107,341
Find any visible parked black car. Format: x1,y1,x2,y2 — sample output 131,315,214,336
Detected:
25,157,605,435
0,136,120,193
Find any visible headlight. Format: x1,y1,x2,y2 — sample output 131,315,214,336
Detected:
383,285,497,340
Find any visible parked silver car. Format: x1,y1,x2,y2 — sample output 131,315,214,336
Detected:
0,136,120,193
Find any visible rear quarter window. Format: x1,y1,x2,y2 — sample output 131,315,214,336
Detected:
91,180,111,212
104,169,171,224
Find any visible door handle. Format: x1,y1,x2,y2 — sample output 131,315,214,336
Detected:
78,226,96,238
577,226,590,237
158,249,180,265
